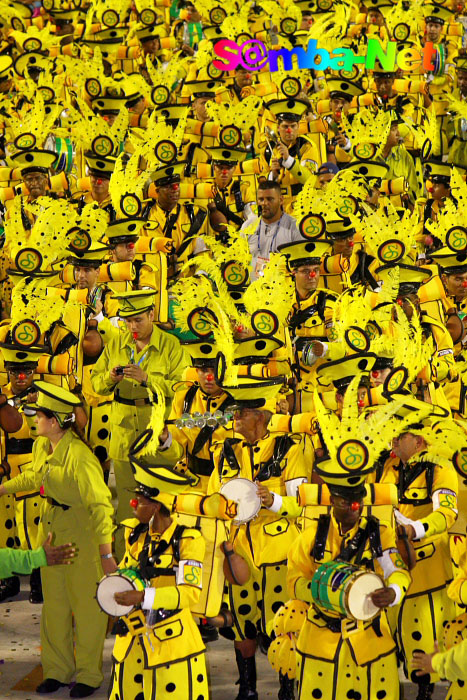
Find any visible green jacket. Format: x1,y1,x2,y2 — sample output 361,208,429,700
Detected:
0,546,46,579
91,325,189,460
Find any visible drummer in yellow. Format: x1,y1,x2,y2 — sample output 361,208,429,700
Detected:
287,476,411,700
0,381,115,698
208,376,313,700
107,447,208,700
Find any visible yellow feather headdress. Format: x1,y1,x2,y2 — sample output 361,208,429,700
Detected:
313,375,431,483
9,25,57,52
425,169,467,245
403,104,440,156
340,108,391,156
5,93,64,151
135,386,167,457
10,277,67,335
242,252,295,327
220,3,251,40
67,95,129,154
108,150,148,217
352,203,418,263
205,95,263,133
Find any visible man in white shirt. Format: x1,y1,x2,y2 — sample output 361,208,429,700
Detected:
241,181,303,280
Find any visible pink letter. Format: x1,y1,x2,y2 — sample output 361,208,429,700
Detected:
213,40,240,71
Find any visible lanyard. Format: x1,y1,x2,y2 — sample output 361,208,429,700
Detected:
130,346,149,367
256,214,283,255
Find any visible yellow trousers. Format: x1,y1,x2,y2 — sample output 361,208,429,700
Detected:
113,458,138,560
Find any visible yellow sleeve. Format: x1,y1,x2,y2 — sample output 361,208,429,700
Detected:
420,466,459,537
274,435,313,518
149,529,206,611
90,339,118,395
447,542,467,605
286,522,319,603
75,444,115,545
376,522,412,601
432,639,467,683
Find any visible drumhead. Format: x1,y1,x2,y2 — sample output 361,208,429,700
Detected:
220,478,262,525
347,571,383,621
96,573,137,617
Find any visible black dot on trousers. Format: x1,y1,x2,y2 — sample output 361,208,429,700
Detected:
166,683,176,692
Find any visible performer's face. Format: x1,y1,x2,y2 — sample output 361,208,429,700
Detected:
196,367,222,396
23,171,48,199
8,367,35,394
74,265,100,291
125,310,155,340
278,119,299,145
331,495,364,529
444,271,467,299
235,68,252,89
426,21,442,43
374,76,394,98
131,494,156,523
157,181,180,210
392,432,423,462
294,264,320,293
113,241,136,262
332,234,354,258
367,9,383,25
214,163,235,189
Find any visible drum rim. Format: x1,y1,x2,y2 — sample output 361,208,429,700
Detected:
220,477,262,525
96,570,142,617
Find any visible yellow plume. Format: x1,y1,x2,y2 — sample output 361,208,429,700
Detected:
206,95,262,132
137,386,167,456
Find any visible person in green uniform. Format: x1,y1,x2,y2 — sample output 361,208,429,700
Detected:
91,290,188,558
0,381,115,699
0,533,75,579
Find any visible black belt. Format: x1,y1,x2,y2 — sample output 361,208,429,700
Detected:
188,454,213,477
312,605,382,637
48,498,70,511
6,438,34,455
115,608,180,637
115,392,151,407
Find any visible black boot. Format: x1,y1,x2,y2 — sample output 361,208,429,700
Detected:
29,567,43,604
234,649,258,700
278,672,295,700
0,575,20,602
416,683,434,700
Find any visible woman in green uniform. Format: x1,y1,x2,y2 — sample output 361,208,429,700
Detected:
0,381,115,699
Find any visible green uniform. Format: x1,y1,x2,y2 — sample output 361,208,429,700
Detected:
91,325,188,557
3,431,114,688
0,545,46,578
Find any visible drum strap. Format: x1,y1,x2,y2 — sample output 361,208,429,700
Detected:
220,438,243,477
191,395,234,457
312,514,331,561
255,435,295,482
398,461,435,505
339,516,383,564
183,384,199,414
137,524,188,579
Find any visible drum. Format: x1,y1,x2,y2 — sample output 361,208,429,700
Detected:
96,568,146,617
311,560,383,621
220,478,262,525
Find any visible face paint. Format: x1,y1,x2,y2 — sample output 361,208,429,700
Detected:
348,241,354,247
335,110,341,120
309,271,316,278
130,498,138,508
357,399,365,408
236,324,244,333
397,298,403,306
128,242,135,249
371,370,379,377
390,450,396,458
18,372,26,380
463,281,467,288
424,235,433,246
95,178,103,186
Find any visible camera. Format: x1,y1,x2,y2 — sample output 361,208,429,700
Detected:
115,366,124,375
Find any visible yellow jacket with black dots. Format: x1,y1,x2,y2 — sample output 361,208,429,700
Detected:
287,513,411,665
379,456,458,595
113,516,206,668
208,431,313,567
